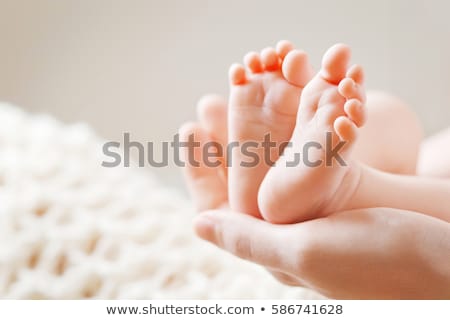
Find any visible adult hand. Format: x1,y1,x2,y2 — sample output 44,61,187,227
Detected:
193,207,450,299
179,96,450,299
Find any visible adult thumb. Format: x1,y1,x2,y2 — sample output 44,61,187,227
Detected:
193,209,303,274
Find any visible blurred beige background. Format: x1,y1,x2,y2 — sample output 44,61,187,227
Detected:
0,0,449,187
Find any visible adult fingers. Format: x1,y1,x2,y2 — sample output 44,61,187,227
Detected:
179,122,227,211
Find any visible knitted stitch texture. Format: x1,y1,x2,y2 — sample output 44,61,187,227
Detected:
0,103,319,299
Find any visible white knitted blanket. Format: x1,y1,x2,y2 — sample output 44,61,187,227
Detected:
0,103,320,299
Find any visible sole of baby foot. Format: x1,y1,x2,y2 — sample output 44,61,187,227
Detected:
228,40,314,217
258,43,367,224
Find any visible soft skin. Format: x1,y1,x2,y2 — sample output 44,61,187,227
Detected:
179,119,450,298
225,42,426,224
179,92,450,299
194,208,450,299
258,43,368,223
227,40,314,218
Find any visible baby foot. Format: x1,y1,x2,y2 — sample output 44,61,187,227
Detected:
228,40,314,217
258,44,367,223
